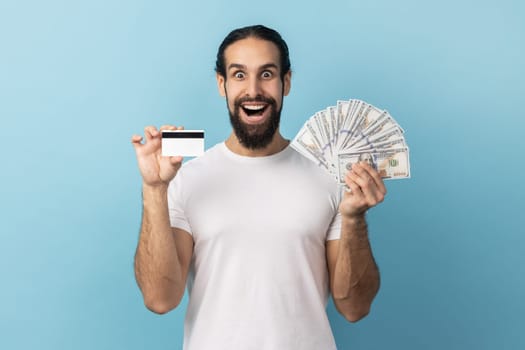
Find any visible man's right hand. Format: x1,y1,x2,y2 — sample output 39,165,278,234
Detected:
131,125,184,188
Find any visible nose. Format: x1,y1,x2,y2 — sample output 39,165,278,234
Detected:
245,76,262,97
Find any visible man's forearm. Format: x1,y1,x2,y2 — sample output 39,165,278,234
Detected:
332,215,380,321
134,184,184,313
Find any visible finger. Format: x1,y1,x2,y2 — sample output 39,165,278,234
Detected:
169,156,183,165
177,125,184,130
131,134,143,146
348,166,382,205
345,173,364,198
131,135,145,152
144,126,159,141
348,164,373,189
359,162,387,195
160,125,178,131
347,170,374,197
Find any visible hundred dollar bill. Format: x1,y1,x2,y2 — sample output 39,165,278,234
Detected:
312,112,329,149
327,106,338,147
338,100,367,150
354,136,406,152
318,110,334,159
347,104,385,144
336,100,351,132
337,147,411,183
292,98,410,184
353,127,405,151
291,126,329,169
346,112,401,150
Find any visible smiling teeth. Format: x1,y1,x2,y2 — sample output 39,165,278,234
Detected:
243,105,265,110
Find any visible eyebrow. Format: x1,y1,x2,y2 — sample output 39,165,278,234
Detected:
227,63,279,71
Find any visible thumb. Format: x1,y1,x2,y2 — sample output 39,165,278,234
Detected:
131,135,143,150
169,156,183,167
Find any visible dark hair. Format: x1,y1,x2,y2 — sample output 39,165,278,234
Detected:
215,25,291,80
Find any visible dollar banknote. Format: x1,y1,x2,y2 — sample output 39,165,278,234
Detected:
291,98,411,184
337,148,411,183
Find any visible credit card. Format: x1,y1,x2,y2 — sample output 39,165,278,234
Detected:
161,130,205,157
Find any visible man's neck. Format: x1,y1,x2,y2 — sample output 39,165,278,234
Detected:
225,131,289,157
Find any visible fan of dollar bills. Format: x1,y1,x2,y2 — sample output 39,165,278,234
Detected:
291,99,411,184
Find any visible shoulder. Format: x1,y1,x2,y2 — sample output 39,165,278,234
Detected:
283,147,342,196
168,143,225,191
288,147,337,181
178,143,225,173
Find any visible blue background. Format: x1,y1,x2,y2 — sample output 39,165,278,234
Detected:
1,0,524,349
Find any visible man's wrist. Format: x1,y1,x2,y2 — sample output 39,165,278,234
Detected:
341,212,367,226
142,183,169,196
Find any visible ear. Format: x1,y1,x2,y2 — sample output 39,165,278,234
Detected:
283,70,292,96
216,73,226,97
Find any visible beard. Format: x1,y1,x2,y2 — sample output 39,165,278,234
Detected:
227,94,282,150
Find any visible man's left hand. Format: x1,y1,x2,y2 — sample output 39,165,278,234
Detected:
339,162,387,219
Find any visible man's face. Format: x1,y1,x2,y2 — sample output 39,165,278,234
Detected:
217,37,291,149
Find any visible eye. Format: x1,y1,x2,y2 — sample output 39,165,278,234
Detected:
261,70,273,79
234,71,245,79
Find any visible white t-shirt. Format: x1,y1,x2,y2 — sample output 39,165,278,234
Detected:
168,142,342,350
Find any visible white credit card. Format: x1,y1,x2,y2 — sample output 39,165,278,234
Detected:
161,130,205,157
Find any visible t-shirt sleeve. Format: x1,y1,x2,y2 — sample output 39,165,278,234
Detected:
326,186,343,241
326,211,342,241
167,172,193,235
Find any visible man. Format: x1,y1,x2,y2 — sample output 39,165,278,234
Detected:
132,25,385,350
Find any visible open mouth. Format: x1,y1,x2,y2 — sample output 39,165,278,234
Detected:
241,104,269,117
